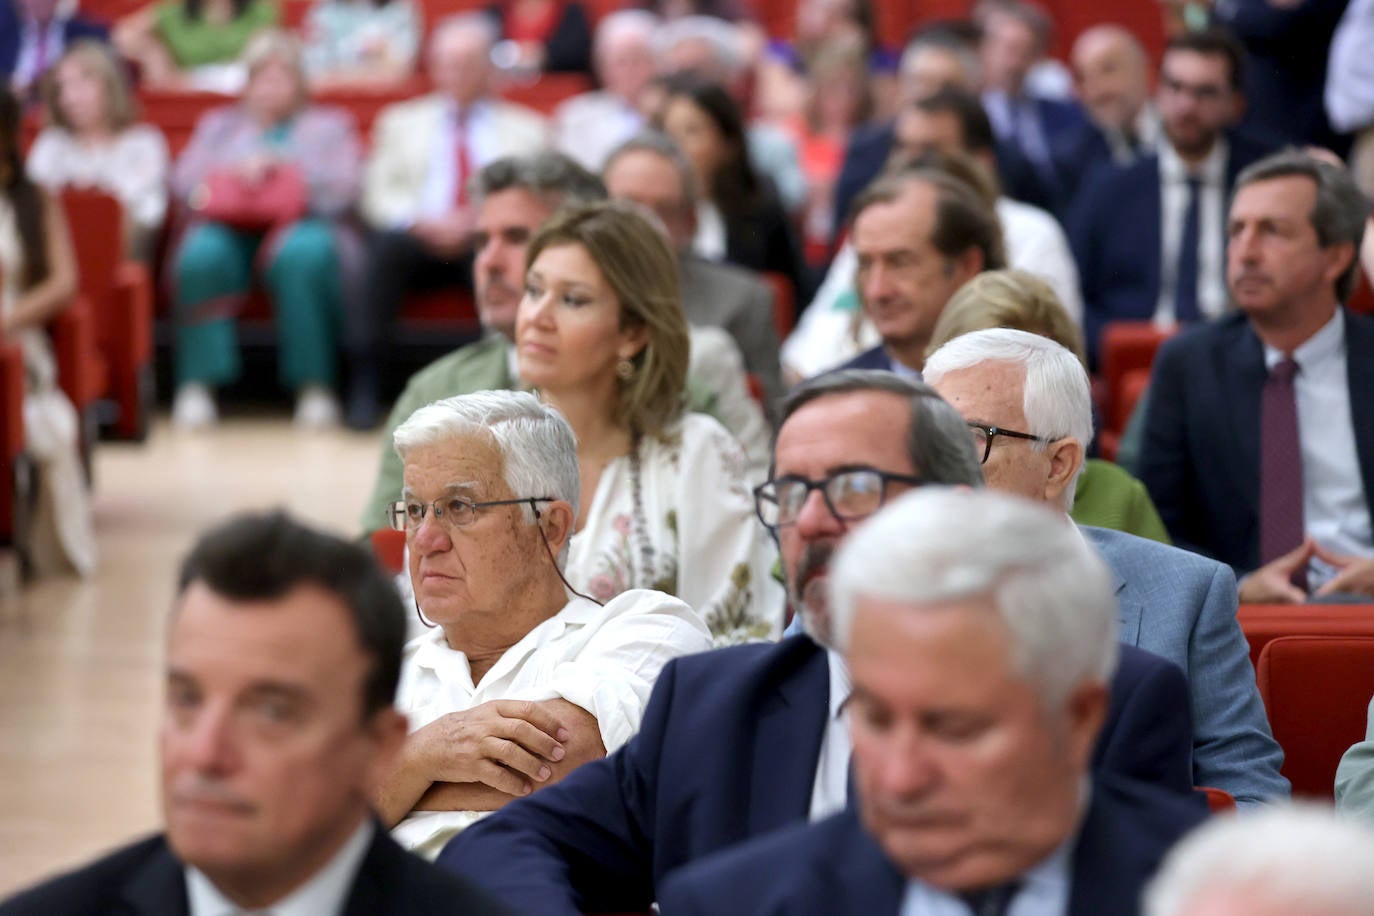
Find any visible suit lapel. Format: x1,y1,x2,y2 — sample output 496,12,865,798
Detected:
1215,320,1266,519
119,839,190,916
1343,311,1374,521
341,823,395,916
746,641,831,838
1082,528,1140,645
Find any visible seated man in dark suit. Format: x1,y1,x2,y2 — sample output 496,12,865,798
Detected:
657,488,1210,916
437,370,1199,915
0,512,506,916
926,327,1288,805
1140,151,1374,604
835,166,1003,377
1069,29,1274,364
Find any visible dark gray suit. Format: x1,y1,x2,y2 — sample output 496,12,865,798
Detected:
679,256,783,414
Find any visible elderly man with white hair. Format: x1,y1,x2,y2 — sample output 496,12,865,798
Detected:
553,10,659,172
371,390,712,859
657,487,1210,915
1144,803,1374,916
925,327,1287,807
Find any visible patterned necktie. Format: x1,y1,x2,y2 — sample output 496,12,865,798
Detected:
1175,176,1203,322
1260,357,1307,589
960,881,1021,916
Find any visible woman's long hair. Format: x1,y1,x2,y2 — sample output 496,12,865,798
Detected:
660,75,763,218
0,89,50,291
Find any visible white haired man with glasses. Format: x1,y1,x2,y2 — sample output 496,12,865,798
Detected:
370,389,711,859
437,370,1197,915
925,326,1287,807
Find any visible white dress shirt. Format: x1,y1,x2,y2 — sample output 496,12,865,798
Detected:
692,200,729,262
392,588,712,856
1262,310,1373,587
898,831,1074,916
1155,138,1230,325
186,819,373,916
808,649,853,822
415,99,504,222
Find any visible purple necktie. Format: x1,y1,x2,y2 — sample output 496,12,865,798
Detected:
1259,357,1306,589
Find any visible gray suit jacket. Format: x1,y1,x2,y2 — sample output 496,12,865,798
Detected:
1083,525,1289,806
679,256,783,415
1336,695,1374,819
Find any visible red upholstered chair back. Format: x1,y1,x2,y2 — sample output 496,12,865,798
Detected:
1238,603,1374,671
1256,635,1374,799
371,528,407,575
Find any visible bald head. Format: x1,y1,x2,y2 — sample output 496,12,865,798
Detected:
1071,25,1150,134
428,14,496,105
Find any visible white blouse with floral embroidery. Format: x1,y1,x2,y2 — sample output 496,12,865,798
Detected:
565,412,785,645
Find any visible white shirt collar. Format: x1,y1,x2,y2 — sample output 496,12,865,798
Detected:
1263,308,1345,370
1158,134,1228,185
186,819,373,916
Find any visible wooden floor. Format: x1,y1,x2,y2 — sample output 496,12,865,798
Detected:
0,416,381,895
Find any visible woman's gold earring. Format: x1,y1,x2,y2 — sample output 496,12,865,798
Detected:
616,359,636,381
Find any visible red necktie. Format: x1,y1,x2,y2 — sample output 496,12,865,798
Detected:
453,110,471,208
1259,356,1307,589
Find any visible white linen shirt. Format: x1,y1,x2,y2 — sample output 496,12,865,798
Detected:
392,588,712,855
27,126,170,230
414,99,504,223
1155,138,1229,325
808,649,852,822
187,819,372,916
1262,309,1373,587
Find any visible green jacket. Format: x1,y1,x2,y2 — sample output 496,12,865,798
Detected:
1069,458,1171,545
360,337,724,534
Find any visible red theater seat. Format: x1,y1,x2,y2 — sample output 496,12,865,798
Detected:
0,343,27,547
1257,635,1374,799
1238,603,1374,672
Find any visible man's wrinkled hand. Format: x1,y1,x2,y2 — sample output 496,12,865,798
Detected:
1312,542,1374,599
1238,538,1315,604
409,699,569,797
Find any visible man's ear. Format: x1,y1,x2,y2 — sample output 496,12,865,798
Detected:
953,245,985,284
538,499,577,559
1043,436,1085,511
1323,240,1356,291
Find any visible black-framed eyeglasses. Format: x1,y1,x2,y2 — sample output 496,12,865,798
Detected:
753,468,928,531
387,496,555,533
966,422,1053,465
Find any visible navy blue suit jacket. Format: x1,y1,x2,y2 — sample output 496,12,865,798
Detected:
1139,309,1374,575
656,775,1210,916
0,823,509,915
1067,133,1273,363
0,15,110,82
438,637,1196,915
836,345,896,373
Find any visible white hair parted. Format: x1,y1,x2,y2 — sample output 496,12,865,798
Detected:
654,15,744,78
595,9,660,58
924,327,1094,510
1143,803,1374,916
828,487,1119,707
393,390,581,528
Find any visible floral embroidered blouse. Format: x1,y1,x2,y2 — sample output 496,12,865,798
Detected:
565,412,784,645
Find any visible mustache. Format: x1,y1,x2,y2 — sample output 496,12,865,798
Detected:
787,542,835,605
170,776,255,812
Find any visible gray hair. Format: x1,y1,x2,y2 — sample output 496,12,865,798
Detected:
775,370,984,488
1144,803,1374,916
595,9,660,59
925,328,1093,510
655,15,743,80
469,150,608,211
431,12,500,53
1234,149,1369,303
900,31,983,91
393,391,580,562
830,487,1119,707
604,129,700,213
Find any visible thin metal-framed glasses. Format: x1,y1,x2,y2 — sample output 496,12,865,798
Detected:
387,496,555,532
753,468,928,531
967,422,1053,465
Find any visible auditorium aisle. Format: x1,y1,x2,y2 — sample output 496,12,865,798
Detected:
0,417,379,894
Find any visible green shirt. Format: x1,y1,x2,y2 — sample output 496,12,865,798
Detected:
155,0,279,68
1070,458,1171,545
359,336,726,534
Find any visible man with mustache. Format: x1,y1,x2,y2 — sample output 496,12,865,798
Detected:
437,370,1199,914
0,511,507,915
1140,151,1374,603
657,489,1210,916
1068,29,1272,363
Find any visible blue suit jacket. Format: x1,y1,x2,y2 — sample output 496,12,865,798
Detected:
655,775,1210,916
0,14,110,81
836,345,896,373
0,824,509,916
1067,133,1273,363
1139,309,1374,575
1083,525,1288,805
438,636,1196,915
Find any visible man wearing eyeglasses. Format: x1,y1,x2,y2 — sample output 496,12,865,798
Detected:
925,327,1288,807
437,369,1198,914
371,390,712,859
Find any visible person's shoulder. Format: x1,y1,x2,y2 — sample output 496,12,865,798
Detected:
488,99,547,129
299,104,360,132
358,826,513,915
122,123,169,151
0,834,174,915
377,93,442,125
996,194,1062,233
1157,312,1251,363
399,338,509,395
680,254,770,296
1082,525,1230,586
592,588,696,622
670,410,745,456
1093,771,1211,834
667,634,823,686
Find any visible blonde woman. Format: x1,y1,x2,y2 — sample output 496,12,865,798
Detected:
517,200,782,643
28,40,169,260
